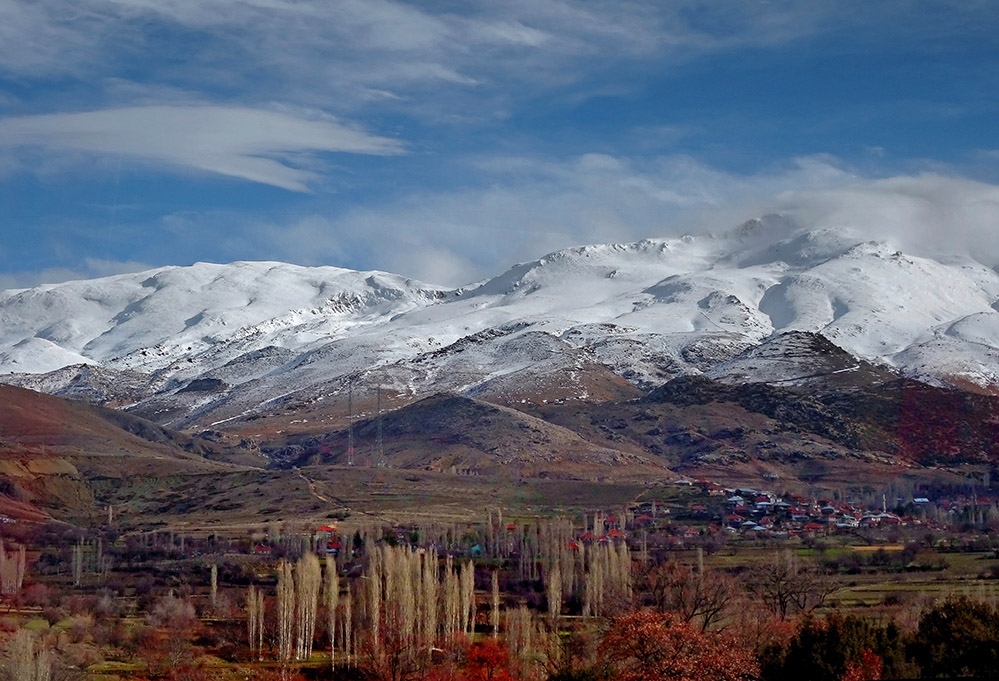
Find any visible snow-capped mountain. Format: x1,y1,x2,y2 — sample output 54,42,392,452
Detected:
4,215,999,429
0,261,448,374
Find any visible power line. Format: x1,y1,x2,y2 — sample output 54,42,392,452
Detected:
376,385,385,468
346,382,354,466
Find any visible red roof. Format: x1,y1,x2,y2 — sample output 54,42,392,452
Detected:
567,541,581,550
506,524,517,530
608,529,623,537
317,525,336,532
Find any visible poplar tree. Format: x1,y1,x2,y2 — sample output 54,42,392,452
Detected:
460,560,475,635
421,548,439,646
366,551,382,659
444,555,460,637
344,585,354,660
295,553,322,660
546,562,562,621
247,585,263,659
491,570,500,638
325,554,339,668
276,561,295,662
210,563,218,609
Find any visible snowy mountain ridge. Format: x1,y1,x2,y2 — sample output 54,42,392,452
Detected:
4,215,999,428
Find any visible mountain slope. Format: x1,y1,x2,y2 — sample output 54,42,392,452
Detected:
278,393,668,480
0,261,448,374
527,369,999,489
0,385,247,518
4,216,999,430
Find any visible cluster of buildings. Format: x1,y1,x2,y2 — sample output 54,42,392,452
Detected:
719,488,907,536
620,480,937,544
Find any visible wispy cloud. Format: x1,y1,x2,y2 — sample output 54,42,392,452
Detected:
1,0,996,286
216,154,999,286
0,257,151,291
5,150,997,290
0,105,403,190
2,0,994,188
5,1,968,116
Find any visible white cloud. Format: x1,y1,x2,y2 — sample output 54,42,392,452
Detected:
230,154,999,287
0,258,151,291
0,105,403,191
5,0,980,120
6,152,996,290
775,173,999,263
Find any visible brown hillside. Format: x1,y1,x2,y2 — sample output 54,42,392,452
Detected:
276,393,670,481
0,385,242,519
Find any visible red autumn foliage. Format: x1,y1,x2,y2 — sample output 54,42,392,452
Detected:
842,649,883,681
731,601,801,655
463,640,516,681
425,640,517,681
601,609,759,681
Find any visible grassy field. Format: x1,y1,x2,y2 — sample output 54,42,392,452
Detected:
93,465,656,537
676,542,999,612
80,464,999,620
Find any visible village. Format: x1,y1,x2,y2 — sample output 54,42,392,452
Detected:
0,470,997,680
283,477,995,562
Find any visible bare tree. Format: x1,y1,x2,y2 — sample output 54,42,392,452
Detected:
344,584,354,661
421,549,439,647
210,563,218,609
276,561,295,662
491,570,501,638
546,562,562,621
295,553,322,660
325,554,339,668
505,603,539,680
460,560,475,635
746,550,835,620
247,585,260,659
443,556,460,637
2,630,51,681
642,561,735,631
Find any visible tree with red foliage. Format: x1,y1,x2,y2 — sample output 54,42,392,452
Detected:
842,649,883,681
601,610,758,681
424,640,516,681
463,640,515,681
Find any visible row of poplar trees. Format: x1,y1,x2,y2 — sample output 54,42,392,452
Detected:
245,520,635,670
246,543,479,668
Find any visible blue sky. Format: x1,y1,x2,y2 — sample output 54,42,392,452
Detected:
1,0,997,287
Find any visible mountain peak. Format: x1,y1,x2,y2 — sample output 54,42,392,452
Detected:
4,224,999,429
